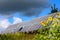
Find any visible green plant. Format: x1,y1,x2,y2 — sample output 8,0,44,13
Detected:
33,13,60,40
0,32,23,40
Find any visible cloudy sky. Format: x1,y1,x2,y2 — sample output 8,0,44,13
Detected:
0,0,60,32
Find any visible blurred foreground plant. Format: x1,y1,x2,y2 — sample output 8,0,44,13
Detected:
0,32,23,40
33,13,60,40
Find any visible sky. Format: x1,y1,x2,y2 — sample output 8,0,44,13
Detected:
0,0,60,32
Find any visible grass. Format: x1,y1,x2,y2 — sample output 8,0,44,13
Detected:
19,33,35,40
0,32,35,40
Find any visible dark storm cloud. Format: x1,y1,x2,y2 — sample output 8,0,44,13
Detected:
0,0,50,17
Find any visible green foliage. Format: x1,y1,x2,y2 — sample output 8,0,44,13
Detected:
33,13,60,40
0,32,34,40
0,32,23,40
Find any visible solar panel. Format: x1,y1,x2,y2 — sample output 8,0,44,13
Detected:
2,13,57,34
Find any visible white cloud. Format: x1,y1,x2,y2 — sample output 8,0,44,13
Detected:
0,19,11,29
0,17,22,33
13,17,22,24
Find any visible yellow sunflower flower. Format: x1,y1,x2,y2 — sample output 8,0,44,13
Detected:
41,21,46,26
48,16,53,21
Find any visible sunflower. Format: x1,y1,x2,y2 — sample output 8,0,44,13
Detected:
48,16,53,21
41,21,46,26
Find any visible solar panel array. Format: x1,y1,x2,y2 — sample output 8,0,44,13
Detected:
1,13,57,34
